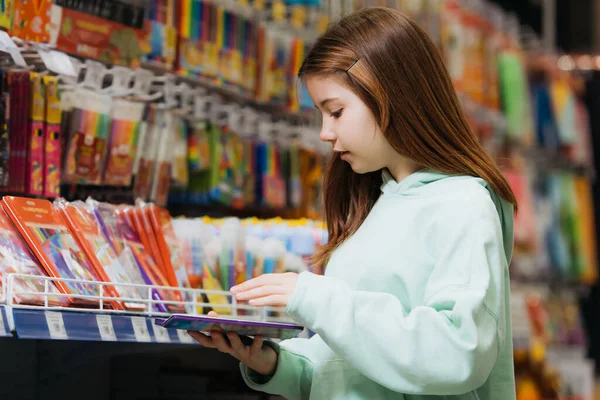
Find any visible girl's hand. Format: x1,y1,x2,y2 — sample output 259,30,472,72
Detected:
187,311,278,376
231,273,299,307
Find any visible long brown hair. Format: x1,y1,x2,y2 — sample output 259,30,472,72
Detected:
298,7,518,268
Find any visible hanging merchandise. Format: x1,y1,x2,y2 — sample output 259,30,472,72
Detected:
170,112,190,189
573,177,597,285
497,51,534,145
149,108,173,206
179,93,212,205
8,71,30,194
255,121,286,209
0,0,13,30
10,0,53,43
27,72,45,196
56,199,147,311
529,73,561,151
53,0,147,29
0,70,9,189
207,104,245,207
133,104,161,200
0,206,66,306
299,146,324,220
145,0,177,70
441,0,465,96
461,0,485,106
504,159,537,254
53,6,149,68
549,77,578,151
102,99,145,186
283,136,302,210
177,0,208,79
1,196,102,306
62,89,112,185
484,2,503,111
43,76,62,198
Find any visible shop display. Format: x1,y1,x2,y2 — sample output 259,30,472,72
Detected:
0,1,595,398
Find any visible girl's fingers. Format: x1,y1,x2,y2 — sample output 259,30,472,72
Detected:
231,274,283,294
235,285,283,301
248,294,288,307
227,332,247,356
187,331,216,348
211,331,232,354
250,335,264,357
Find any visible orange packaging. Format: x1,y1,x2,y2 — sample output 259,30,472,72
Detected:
114,206,185,313
58,199,148,311
0,205,67,306
146,203,191,292
54,7,149,68
128,205,163,270
11,0,54,43
1,196,101,306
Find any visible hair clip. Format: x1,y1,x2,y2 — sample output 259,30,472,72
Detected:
346,59,359,72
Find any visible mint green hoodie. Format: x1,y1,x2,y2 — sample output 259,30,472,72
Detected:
242,170,517,400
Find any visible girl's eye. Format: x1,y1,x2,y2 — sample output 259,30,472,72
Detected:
330,109,344,119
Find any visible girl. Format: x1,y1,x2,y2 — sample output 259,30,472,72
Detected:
189,7,517,400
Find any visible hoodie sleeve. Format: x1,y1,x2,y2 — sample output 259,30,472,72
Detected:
285,193,510,395
240,337,316,400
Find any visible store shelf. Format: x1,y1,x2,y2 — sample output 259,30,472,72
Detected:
9,308,195,344
1,273,292,344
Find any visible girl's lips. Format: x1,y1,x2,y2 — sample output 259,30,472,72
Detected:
340,151,350,160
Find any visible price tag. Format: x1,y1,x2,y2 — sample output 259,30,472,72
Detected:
0,309,6,336
131,317,151,342
96,315,117,341
152,324,171,343
177,329,195,344
45,311,68,339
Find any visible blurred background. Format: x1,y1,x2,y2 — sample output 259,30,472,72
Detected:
0,0,596,399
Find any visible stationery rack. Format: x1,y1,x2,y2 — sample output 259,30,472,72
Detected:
0,273,293,343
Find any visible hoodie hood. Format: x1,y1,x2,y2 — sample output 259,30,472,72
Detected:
381,168,515,264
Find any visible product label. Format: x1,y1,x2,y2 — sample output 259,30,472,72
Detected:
131,316,151,342
46,311,68,339
96,314,117,341
152,323,171,343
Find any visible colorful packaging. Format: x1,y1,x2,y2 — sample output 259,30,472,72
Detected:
145,0,177,70
0,206,65,306
1,196,101,306
54,7,148,68
27,72,45,196
63,90,112,185
58,199,148,311
103,99,145,186
146,203,192,293
11,0,53,43
43,76,62,198
114,206,185,313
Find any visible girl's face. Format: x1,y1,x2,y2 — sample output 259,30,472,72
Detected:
306,75,398,174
